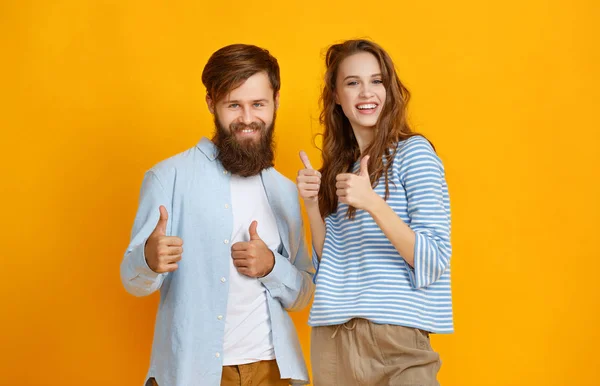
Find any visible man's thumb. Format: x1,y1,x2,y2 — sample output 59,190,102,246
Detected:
249,220,260,240
154,205,168,235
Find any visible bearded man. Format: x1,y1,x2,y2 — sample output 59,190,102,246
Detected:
120,44,315,386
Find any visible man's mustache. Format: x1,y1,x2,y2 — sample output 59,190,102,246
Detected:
230,121,265,132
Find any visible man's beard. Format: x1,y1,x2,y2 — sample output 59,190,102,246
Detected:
212,114,276,177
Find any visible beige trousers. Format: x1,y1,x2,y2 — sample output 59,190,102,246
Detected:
311,318,441,386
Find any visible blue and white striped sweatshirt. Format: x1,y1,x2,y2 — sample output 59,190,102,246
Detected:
308,135,453,333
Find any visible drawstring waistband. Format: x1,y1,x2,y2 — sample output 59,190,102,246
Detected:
331,318,358,339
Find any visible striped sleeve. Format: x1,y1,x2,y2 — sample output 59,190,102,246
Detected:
398,137,452,289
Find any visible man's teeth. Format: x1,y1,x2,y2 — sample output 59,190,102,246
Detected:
357,104,377,110
240,129,255,133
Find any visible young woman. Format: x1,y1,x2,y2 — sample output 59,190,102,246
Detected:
297,39,453,385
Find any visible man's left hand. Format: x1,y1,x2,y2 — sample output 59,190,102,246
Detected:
231,221,275,278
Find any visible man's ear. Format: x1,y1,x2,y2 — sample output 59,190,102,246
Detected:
206,94,215,114
274,91,280,111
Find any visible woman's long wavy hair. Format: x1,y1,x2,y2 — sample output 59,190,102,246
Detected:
319,39,428,219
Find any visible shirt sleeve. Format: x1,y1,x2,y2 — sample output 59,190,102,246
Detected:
398,137,452,289
258,195,316,311
120,171,170,297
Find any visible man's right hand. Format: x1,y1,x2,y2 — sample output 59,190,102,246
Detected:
144,205,183,273
296,150,321,204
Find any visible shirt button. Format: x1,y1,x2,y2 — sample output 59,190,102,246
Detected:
215,352,220,358
224,204,229,209
220,277,226,283
217,315,223,320
223,170,228,175
224,239,229,244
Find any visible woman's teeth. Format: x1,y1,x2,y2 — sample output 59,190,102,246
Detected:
357,104,377,110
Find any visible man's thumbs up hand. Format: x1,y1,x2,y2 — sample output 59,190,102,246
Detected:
144,206,184,273
230,221,275,278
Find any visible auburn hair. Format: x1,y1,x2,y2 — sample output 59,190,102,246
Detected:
318,39,430,219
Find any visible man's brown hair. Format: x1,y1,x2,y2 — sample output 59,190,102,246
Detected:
202,44,280,103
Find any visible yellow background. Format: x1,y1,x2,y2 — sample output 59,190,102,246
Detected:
1,1,599,385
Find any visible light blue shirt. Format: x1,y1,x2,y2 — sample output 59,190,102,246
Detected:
120,137,315,386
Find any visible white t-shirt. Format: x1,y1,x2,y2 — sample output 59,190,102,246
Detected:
222,174,279,366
